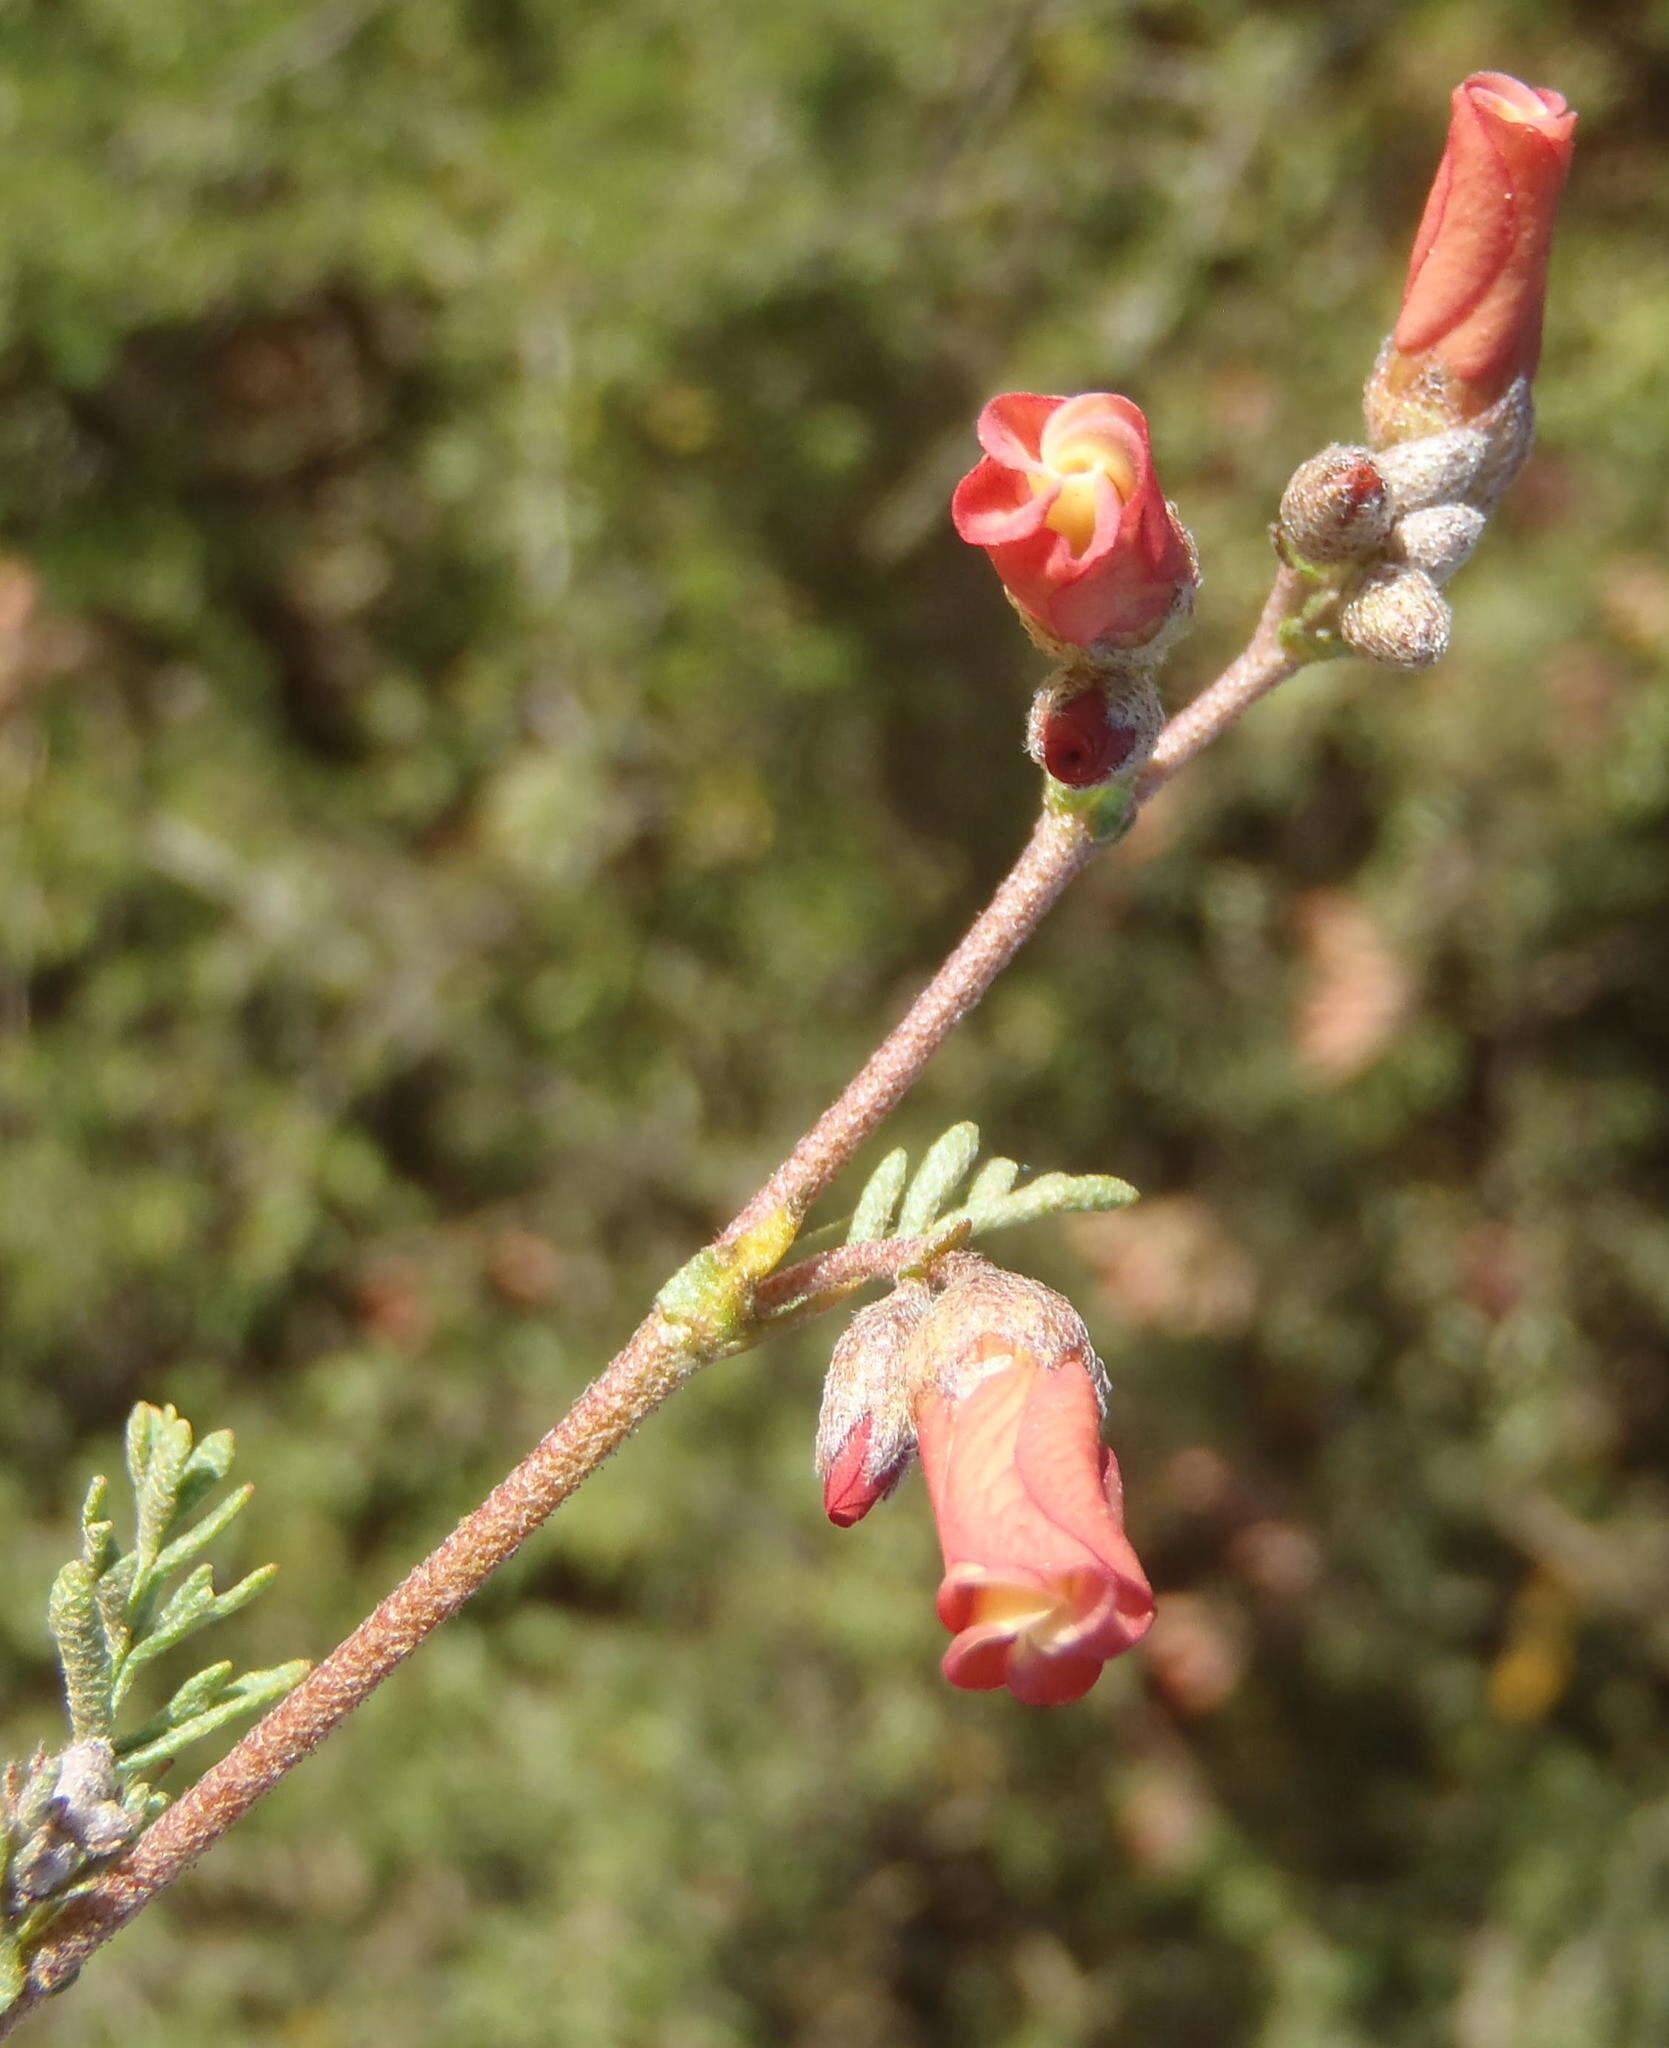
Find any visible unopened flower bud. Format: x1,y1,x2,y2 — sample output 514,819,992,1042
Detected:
1365,74,1575,444
1027,672,1162,789
816,1282,931,1526
3,1740,137,1909
10,1829,81,1904
1391,504,1487,587
1337,565,1451,670
1277,446,1394,563
49,1740,137,1858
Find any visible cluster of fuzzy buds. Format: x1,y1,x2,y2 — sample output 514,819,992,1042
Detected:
1277,417,1516,670
817,1255,1154,1706
4,1739,138,1912
952,391,1198,816
1278,73,1574,672
821,66,1577,1708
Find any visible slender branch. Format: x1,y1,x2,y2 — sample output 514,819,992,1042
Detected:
751,1229,954,1325
2,572,1308,2029
0,813,1093,2019
1137,567,1305,795
724,808,1096,1243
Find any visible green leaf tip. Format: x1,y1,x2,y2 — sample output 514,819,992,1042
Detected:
896,1123,982,1237
47,1562,113,1745
846,1147,909,1245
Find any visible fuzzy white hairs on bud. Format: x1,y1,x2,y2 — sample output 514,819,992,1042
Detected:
1337,566,1451,670
1391,505,1487,588
814,1281,931,1509
1279,446,1396,563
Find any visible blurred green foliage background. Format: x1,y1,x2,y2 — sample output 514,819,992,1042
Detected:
3,0,1668,2040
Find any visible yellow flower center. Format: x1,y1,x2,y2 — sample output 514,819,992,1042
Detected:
1028,425,1137,556
967,1582,1059,1632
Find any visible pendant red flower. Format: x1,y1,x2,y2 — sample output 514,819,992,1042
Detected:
915,1332,1154,1706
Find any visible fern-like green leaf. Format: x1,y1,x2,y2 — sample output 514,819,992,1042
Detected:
844,1125,1139,1261
846,1147,909,1244
950,1167,1138,1235
895,1122,981,1236
152,1484,253,1581
112,1662,237,1759
116,1562,280,1708
6,1400,303,1995
116,1662,310,1779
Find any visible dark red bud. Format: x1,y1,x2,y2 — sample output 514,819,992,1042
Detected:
1040,690,1134,787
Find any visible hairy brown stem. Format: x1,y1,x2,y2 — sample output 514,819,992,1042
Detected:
751,1229,957,1324
2,576,1307,2030
1138,567,1305,794
725,808,1096,1243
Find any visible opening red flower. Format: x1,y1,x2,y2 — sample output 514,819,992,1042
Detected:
1369,73,1575,438
951,393,1194,650
915,1332,1154,1706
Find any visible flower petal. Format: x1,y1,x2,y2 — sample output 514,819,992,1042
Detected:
913,1294,1155,1704
974,393,1060,471
1004,1637,1105,1707
951,457,1055,548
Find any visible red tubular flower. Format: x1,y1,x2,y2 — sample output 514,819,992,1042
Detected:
915,1331,1154,1706
951,392,1194,650
1368,73,1575,439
